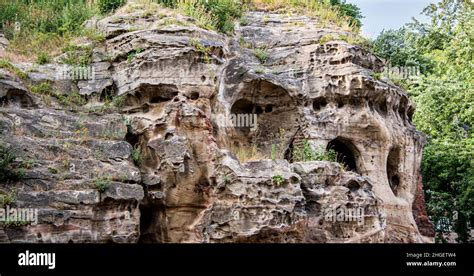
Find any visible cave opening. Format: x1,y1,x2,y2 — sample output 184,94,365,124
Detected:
226,80,298,161
138,203,166,243
327,138,358,172
387,147,401,196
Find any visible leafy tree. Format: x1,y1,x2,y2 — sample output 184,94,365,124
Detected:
372,0,473,242
330,0,364,28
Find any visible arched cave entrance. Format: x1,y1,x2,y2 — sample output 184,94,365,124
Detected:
228,80,298,160
387,147,401,196
327,138,358,172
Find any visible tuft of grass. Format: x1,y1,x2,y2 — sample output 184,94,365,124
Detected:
0,59,27,79
292,140,338,163
98,0,126,15
0,146,25,182
62,44,93,66
36,52,51,65
0,0,98,60
127,48,144,63
250,0,360,33
0,190,16,208
131,146,142,166
253,48,269,63
94,175,111,193
272,174,284,186
156,0,242,34
29,82,52,95
319,34,335,44
255,67,265,74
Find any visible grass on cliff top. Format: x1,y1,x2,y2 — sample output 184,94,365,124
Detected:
0,0,103,62
0,0,362,62
143,0,361,34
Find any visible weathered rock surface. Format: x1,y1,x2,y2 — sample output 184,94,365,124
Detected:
0,3,433,243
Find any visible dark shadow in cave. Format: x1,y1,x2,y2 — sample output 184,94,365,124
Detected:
138,204,166,243
327,138,358,172
387,147,401,196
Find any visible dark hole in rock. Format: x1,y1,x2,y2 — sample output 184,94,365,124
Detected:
1,89,35,108
128,84,178,106
265,104,273,113
407,105,415,123
337,98,345,108
347,180,361,191
139,204,165,243
150,96,168,104
387,147,401,196
190,92,199,100
99,84,116,102
125,130,139,147
165,132,174,140
379,98,388,115
312,97,327,111
290,175,299,184
201,75,206,82
255,106,263,114
327,138,358,172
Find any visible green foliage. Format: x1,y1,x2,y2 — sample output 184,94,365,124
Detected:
372,0,473,242
371,27,432,73
329,0,363,28
131,146,142,166
272,174,284,186
98,0,126,15
0,59,27,79
157,0,242,34
0,0,98,57
293,140,338,163
94,176,111,193
30,82,52,95
0,146,24,182
62,44,93,66
0,190,16,208
36,52,51,65
253,48,269,63
0,219,31,228
127,48,144,63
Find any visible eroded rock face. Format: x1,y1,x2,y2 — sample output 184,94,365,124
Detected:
0,4,433,243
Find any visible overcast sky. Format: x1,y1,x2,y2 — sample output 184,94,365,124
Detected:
346,0,437,38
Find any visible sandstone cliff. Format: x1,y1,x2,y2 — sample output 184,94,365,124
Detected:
0,2,434,243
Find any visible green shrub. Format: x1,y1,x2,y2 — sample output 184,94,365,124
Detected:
157,0,242,34
0,190,16,208
98,0,126,15
253,48,268,63
0,59,27,79
0,146,23,182
132,146,142,166
30,82,53,95
272,174,284,186
36,52,51,65
293,140,338,163
94,176,111,193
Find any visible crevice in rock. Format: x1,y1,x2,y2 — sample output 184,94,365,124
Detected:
138,201,167,243
387,147,401,196
125,83,179,109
